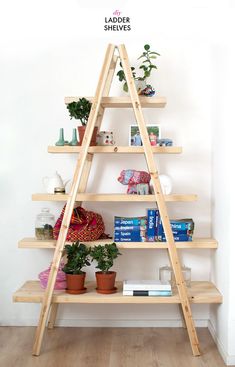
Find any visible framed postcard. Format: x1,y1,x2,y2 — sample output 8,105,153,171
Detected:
129,124,161,146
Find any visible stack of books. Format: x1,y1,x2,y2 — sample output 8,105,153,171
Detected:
147,209,194,242
114,216,147,242
123,280,172,296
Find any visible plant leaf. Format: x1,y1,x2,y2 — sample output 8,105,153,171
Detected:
144,44,150,51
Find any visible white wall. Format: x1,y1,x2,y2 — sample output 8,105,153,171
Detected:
210,11,235,365
0,0,233,361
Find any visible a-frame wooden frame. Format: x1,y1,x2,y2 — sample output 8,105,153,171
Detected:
32,43,200,357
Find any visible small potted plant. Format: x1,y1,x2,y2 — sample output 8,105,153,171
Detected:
62,241,91,294
67,97,97,145
90,243,121,294
117,44,160,96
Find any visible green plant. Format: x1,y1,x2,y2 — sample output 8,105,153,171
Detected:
62,242,91,275
117,44,160,92
67,98,92,126
90,243,121,273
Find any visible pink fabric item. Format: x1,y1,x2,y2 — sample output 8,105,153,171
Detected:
38,263,67,290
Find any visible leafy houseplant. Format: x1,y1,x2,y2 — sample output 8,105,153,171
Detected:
117,44,160,94
90,243,121,294
67,98,97,146
63,242,91,294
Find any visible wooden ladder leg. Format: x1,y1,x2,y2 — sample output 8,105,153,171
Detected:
118,44,200,357
47,304,58,330
46,54,118,333
32,44,116,356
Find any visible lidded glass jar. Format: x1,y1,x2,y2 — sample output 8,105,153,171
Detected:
35,208,55,240
159,264,191,287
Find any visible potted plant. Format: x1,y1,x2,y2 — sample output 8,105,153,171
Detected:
90,242,121,294
117,44,160,95
62,241,91,294
67,97,97,145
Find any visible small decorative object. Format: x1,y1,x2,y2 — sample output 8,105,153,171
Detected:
140,84,155,97
118,169,151,194
117,44,160,93
53,206,105,242
67,97,98,146
157,138,173,147
55,128,65,146
35,208,55,240
42,171,70,194
62,242,91,294
159,174,172,195
129,124,161,146
69,128,79,146
136,183,149,195
38,262,66,290
90,243,121,294
54,187,66,194
97,131,115,146
159,265,191,287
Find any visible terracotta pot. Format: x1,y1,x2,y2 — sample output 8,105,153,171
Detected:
95,271,117,294
66,272,86,294
77,126,98,146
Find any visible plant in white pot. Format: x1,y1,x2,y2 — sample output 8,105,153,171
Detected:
117,44,160,96
67,97,97,145
62,241,91,294
90,243,121,294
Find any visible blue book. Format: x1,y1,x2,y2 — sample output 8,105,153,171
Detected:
114,225,142,231
114,237,142,242
147,209,156,242
161,234,192,242
115,216,147,226
156,219,194,241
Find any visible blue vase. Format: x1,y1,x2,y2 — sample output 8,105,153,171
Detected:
70,128,79,146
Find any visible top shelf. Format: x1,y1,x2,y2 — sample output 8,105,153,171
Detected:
64,96,167,108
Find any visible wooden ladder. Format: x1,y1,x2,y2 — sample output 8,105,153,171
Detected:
32,43,200,357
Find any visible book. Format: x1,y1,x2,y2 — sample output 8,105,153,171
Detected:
123,290,172,296
146,209,156,242
156,218,194,241
161,234,192,242
114,225,142,231
123,280,171,291
114,216,147,226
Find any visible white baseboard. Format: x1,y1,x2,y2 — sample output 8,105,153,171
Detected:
208,320,235,366
1,318,208,328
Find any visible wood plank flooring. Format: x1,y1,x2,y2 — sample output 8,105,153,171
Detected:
0,327,231,367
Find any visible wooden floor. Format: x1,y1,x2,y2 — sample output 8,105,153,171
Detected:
0,327,231,367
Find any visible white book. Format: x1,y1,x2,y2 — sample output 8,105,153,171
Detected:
123,290,172,296
123,280,171,291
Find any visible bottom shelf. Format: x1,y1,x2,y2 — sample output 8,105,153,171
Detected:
13,281,222,304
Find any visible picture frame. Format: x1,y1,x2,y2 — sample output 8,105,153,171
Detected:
129,124,161,146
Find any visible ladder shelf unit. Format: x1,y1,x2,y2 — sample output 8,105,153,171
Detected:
13,44,222,357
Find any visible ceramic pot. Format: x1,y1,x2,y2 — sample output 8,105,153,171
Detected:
66,272,86,294
95,271,117,294
77,126,98,146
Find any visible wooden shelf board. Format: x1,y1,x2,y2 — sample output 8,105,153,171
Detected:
47,146,182,154
13,280,222,304
18,237,218,249
31,193,198,202
64,96,167,108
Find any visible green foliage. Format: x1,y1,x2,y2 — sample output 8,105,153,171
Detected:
62,242,91,275
67,98,92,126
90,243,121,273
117,44,160,92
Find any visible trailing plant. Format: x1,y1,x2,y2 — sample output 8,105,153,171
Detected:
90,243,121,273
117,44,160,92
62,242,91,275
67,98,92,126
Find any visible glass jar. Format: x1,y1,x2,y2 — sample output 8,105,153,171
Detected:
35,208,55,240
159,265,191,287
